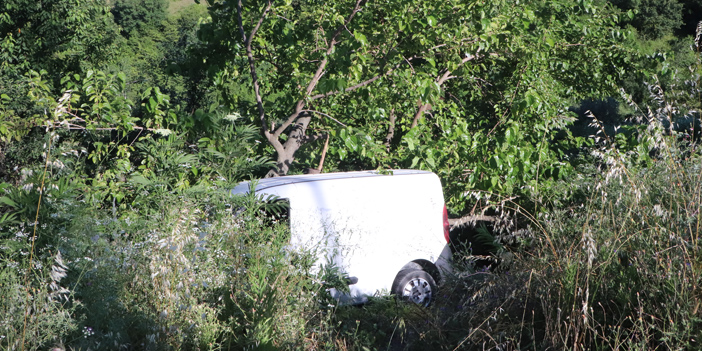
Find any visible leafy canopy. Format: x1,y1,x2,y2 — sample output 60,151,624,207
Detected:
202,0,632,210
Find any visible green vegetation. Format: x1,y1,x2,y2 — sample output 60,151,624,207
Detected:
1,0,702,349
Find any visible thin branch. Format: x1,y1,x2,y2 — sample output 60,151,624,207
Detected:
237,0,273,138
446,91,465,108
309,58,411,100
301,109,347,127
248,2,272,42
275,13,292,22
307,38,479,109
307,39,480,103
53,123,156,132
273,0,366,138
439,51,478,84
342,24,354,37
486,63,528,137
403,55,416,74
410,52,481,128
129,127,144,147
412,68,463,130
317,25,328,50
411,103,432,128
304,0,366,98
309,74,379,100
425,38,477,53
317,134,330,172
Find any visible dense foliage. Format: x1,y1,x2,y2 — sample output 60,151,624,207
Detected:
1,0,702,349
204,0,632,211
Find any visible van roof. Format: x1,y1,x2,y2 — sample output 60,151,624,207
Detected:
232,169,433,194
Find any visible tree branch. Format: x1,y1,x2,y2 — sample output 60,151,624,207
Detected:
410,51,483,128
301,109,347,127
316,134,330,172
53,122,156,132
307,39,479,103
308,57,411,100
273,0,366,138
237,0,273,139
486,63,528,138
303,0,366,97
248,1,272,42
273,102,305,138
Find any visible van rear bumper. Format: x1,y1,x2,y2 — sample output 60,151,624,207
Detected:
435,244,453,278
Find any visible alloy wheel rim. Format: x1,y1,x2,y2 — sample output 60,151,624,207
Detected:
402,277,432,305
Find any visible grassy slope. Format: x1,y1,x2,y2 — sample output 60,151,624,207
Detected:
168,0,204,14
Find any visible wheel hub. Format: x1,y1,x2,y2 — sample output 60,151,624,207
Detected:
402,277,432,305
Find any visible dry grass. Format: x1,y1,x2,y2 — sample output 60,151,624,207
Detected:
168,0,205,15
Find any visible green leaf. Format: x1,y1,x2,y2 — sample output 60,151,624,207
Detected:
545,36,555,47
0,196,18,208
406,137,416,151
490,176,499,188
525,92,538,107
354,31,368,46
0,212,17,226
426,155,435,168
337,148,347,160
426,16,436,27
129,175,153,186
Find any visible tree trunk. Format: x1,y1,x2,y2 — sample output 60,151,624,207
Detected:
265,113,313,177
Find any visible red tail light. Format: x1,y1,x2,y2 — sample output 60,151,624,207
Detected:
443,204,450,243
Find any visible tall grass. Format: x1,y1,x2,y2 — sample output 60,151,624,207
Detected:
420,36,702,350
0,187,345,350
535,122,702,349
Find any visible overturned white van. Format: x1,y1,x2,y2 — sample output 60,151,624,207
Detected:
231,169,451,305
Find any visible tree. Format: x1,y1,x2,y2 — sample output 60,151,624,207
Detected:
0,0,212,150
0,0,119,79
0,0,121,151
200,0,630,207
609,0,684,39
111,0,169,37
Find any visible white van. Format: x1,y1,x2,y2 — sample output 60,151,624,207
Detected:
231,169,451,305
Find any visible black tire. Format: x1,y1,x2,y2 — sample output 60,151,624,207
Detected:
391,269,437,306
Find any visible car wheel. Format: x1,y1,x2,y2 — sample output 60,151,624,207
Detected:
392,269,437,306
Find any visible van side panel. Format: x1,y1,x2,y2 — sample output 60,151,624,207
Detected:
235,171,447,303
